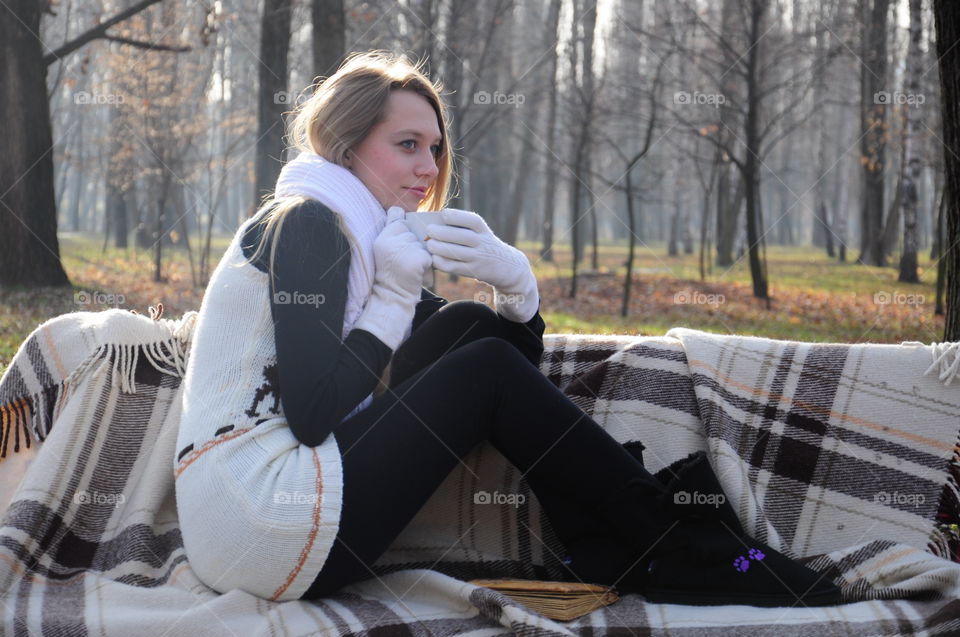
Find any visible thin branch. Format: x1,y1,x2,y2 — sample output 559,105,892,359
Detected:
103,34,190,52
44,0,166,65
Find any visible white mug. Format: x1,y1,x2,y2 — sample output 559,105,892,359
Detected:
403,211,446,288
403,211,446,242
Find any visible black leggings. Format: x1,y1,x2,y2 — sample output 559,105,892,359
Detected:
302,301,649,598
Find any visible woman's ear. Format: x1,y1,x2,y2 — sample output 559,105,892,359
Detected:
344,151,352,169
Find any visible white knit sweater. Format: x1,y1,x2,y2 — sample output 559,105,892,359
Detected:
174,155,390,601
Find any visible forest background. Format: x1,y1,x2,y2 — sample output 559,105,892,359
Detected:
3,0,960,369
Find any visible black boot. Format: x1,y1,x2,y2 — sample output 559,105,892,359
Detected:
558,535,639,585
596,452,843,607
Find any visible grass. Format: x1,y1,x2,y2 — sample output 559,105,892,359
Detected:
0,233,946,371
515,240,941,342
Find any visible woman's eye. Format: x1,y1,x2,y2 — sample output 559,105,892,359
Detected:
430,144,441,157
400,140,416,150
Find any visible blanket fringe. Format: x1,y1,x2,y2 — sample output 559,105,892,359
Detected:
1,397,35,458
62,313,197,396
0,311,199,461
0,382,64,457
923,341,960,386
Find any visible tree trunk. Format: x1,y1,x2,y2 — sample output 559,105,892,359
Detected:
668,211,679,257
106,99,128,249
743,0,769,300
569,134,585,298
813,0,829,251
622,168,637,317
106,183,128,249
0,0,70,288
935,0,960,338
253,0,294,213
504,129,536,245
588,162,599,270
898,0,923,283
581,0,597,271
935,190,946,314
539,0,562,263
713,0,740,267
717,169,744,266
881,170,902,258
858,0,891,266
817,202,835,257
312,0,344,79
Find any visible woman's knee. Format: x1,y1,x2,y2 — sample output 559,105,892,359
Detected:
456,335,528,368
436,299,499,330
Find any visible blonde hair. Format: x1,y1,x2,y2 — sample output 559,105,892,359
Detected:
245,51,453,282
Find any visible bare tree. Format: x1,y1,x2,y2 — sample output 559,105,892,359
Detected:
567,0,600,298
650,0,833,300
858,0,892,266
0,0,177,288
538,0,563,263
898,0,924,282
605,59,667,317
935,0,960,339
312,0,344,79
252,0,294,211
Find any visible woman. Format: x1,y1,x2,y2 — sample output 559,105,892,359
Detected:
173,51,841,607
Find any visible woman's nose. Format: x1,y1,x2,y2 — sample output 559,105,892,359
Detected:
417,152,439,179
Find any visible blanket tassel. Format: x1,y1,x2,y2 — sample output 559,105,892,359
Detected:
61,314,197,396
923,341,960,386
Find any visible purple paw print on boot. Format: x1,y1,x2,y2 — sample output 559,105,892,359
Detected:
748,548,766,562
733,555,750,572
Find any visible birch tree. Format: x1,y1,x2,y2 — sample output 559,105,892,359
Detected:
898,0,923,282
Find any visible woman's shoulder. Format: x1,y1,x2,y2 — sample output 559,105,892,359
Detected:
241,198,347,268
249,197,339,229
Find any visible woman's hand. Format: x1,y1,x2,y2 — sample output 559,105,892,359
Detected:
354,207,432,350
425,208,540,323
371,207,432,297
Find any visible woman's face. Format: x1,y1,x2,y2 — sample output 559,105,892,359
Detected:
346,90,442,211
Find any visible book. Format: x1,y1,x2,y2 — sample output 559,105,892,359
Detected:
469,578,619,622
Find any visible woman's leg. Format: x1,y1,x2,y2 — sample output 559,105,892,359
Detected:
303,325,842,606
302,337,654,598
388,300,507,388
389,300,627,573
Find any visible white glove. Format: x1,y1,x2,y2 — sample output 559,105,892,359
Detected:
354,207,433,350
425,208,540,323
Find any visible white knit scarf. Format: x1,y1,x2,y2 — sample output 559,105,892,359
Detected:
274,152,387,338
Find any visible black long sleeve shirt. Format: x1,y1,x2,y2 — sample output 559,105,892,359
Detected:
241,200,545,447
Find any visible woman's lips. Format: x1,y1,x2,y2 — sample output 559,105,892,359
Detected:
407,187,427,198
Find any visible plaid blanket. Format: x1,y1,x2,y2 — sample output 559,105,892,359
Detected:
1,309,959,636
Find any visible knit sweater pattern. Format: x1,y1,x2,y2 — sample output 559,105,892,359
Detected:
174,156,389,601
